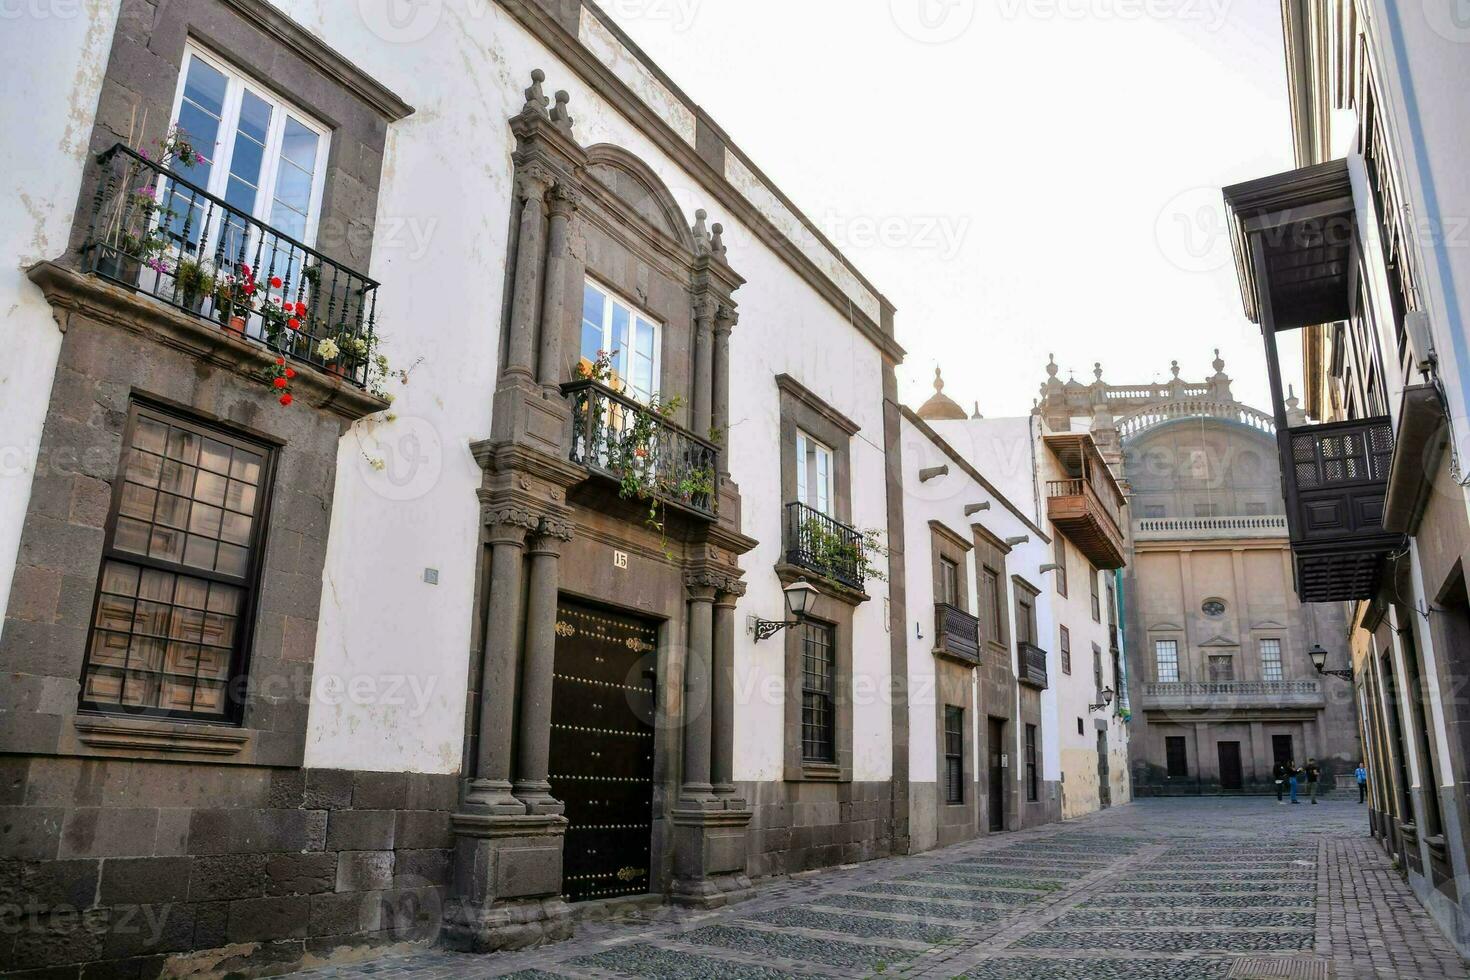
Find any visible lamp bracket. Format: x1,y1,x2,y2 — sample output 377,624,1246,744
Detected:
753,618,797,643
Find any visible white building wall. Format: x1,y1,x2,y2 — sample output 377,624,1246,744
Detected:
231,3,897,775
0,1,122,639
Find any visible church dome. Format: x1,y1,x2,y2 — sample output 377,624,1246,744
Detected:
917,367,968,421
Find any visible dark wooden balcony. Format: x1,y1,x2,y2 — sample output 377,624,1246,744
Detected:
934,602,980,665
1284,417,1403,602
1019,641,1048,690
1046,479,1126,570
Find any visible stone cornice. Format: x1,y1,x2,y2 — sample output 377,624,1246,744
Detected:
216,0,414,121
774,374,861,437
26,261,389,424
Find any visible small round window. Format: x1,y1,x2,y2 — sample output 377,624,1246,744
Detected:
1202,598,1227,618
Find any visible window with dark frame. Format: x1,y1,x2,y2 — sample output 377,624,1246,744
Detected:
800,621,837,763
1060,625,1072,674
1054,536,1067,597
944,705,964,804
1089,565,1101,622
982,566,1003,644
1209,655,1235,682
1016,591,1035,645
1024,724,1038,802
81,403,273,722
938,556,959,607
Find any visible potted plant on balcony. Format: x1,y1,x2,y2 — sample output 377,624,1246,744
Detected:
798,515,888,585
211,266,257,335
172,257,215,313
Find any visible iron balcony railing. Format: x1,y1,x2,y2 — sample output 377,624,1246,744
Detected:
934,602,981,665
562,378,719,519
81,143,379,387
784,501,866,591
1019,641,1048,689
1144,680,1321,698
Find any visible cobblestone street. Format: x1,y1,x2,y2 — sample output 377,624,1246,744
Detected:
285,798,1466,980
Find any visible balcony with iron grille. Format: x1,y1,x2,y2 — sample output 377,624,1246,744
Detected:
562,379,720,520
1043,434,1127,570
783,501,868,592
1019,641,1048,689
1224,160,1407,602
79,144,379,389
933,602,981,666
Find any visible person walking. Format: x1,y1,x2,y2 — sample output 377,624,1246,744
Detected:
1356,762,1368,804
1288,760,1300,804
1306,758,1321,804
1274,760,1290,803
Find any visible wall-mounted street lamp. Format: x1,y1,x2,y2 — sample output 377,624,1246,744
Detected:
1309,643,1354,681
752,580,819,642
1089,687,1115,712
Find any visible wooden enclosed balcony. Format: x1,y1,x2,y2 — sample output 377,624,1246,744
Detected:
1224,160,1406,602
1043,433,1127,570
1019,641,1048,689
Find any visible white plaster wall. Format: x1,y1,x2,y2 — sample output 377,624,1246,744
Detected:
256,4,896,776
0,1,120,638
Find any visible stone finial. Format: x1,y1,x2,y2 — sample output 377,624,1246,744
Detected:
933,366,946,394
523,69,550,117
710,222,726,257
1170,359,1181,379
1094,361,1104,383
1045,353,1059,380
1212,348,1226,376
972,401,983,419
692,208,711,254
550,90,574,134
1285,384,1309,426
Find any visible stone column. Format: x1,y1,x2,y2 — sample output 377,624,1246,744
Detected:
537,182,580,392
712,304,736,467
505,165,554,382
681,583,717,806
692,296,715,436
711,589,741,804
464,514,534,813
513,516,572,814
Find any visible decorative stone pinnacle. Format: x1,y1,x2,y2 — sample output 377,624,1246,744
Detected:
1170,360,1181,379
972,401,982,419
1212,348,1226,375
1045,354,1059,379
933,366,946,393
692,208,710,253
1093,362,1103,382
711,222,726,256
550,90,574,134
523,69,550,117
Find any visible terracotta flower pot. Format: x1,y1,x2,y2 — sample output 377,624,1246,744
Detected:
224,315,247,335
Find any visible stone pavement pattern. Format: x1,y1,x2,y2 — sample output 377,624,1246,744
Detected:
285,799,1466,979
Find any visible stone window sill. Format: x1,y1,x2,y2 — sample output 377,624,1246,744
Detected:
73,713,251,757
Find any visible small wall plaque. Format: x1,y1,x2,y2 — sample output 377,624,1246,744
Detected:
613,550,629,569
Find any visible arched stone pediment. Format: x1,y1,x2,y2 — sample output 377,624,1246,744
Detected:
584,144,695,251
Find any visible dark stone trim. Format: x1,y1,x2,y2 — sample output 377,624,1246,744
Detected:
776,376,856,525
217,0,414,120
496,0,904,362
782,608,854,784
774,374,861,437
882,358,911,853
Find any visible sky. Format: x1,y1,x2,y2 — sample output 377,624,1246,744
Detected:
604,0,1305,417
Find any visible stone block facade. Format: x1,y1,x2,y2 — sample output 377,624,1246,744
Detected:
0,758,456,975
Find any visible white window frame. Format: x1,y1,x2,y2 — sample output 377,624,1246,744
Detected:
795,430,834,516
1155,639,1180,683
1260,638,1284,682
580,277,662,403
167,43,331,249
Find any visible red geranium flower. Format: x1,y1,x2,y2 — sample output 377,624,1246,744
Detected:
294,302,307,315
273,377,287,389
242,283,256,295
287,318,300,330
279,393,293,406
270,276,282,289
275,356,285,366
284,368,296,379
240,264,252,279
